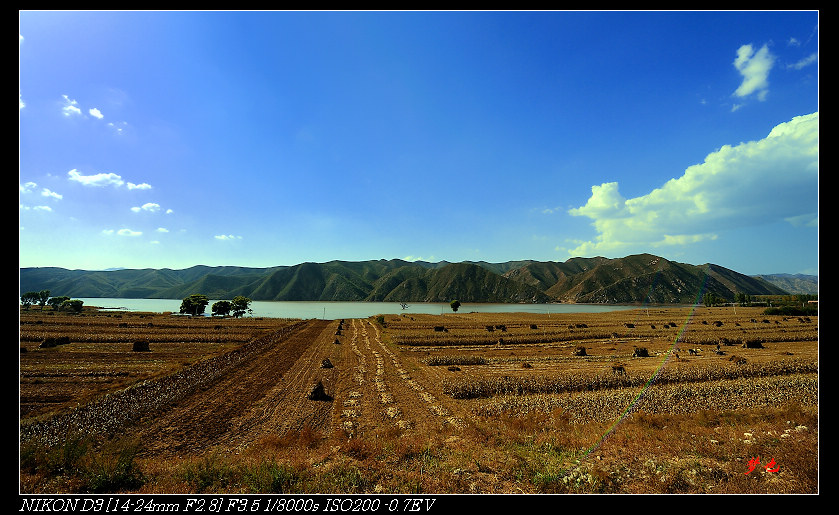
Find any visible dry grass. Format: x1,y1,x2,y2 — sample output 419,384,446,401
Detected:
19,306,818,494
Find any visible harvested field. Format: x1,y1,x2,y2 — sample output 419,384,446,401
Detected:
19,306,818,494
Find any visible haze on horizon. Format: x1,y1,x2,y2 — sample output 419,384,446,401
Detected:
19,11,819,277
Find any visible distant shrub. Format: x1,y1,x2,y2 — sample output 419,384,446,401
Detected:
764,306,818,317
39,336,71,348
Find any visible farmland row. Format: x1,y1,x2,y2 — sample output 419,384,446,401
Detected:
473,373,819,422
20,319,310,453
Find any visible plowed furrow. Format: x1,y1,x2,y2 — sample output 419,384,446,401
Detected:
133,320,331,457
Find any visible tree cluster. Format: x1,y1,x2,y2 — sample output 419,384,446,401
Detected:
179,294,252,318
20,290,84,313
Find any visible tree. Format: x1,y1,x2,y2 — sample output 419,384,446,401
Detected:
702,292,721,307
37,290,51,310
231,296,253,318
61,299,84,314
48,296,70,310
180,294,210,316
212,300,232,317
450,300,461,312
20,291,40,310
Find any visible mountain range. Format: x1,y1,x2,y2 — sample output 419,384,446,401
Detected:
19,253,816,304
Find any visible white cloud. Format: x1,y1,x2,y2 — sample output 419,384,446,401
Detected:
103,228,143,237
156,227,169,233
567,112,818,257
131,203,161,213
40,188,63,200
32,205,52,212
214,234,242,241
787,52,818,70
403,255,436,262
89,107,104,119
107,121,128,134
732,43,775,101
20,182,37,193
67,170,153,191
62,95,82,116
68,169,125,187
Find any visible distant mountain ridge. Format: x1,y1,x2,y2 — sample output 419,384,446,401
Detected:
20,254,803,304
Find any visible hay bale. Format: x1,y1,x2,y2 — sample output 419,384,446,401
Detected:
308,380,332,401
573,346,587,356
39,336,70,348
321,358,333,369
729,355,748,365
633,347,650,357
132,340,150,352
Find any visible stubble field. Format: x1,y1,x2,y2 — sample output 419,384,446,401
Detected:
19,305,818,494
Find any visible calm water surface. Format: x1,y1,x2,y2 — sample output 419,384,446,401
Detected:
77,298,644,320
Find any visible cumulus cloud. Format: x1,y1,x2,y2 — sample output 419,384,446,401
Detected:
131,202,161,213
732,43,775,101
67,169,153,191
89,107,104,119
21,205,53,212
40,188,63,200
20,182,37,193
567,112,818,257
403,255,437,262
214,234,242,241
68,169,125,187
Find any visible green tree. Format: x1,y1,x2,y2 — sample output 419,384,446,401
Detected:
450,300,461,312
231,296,252,318
212,300,232,317
20,291,40,310
703,292,721,307
61,299,84,314
48,296,70,310
180,294,210,316
37,290,51,310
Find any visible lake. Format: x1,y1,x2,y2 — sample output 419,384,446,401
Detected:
75,298,644,320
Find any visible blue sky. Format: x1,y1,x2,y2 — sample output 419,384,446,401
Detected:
19,11,818,275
